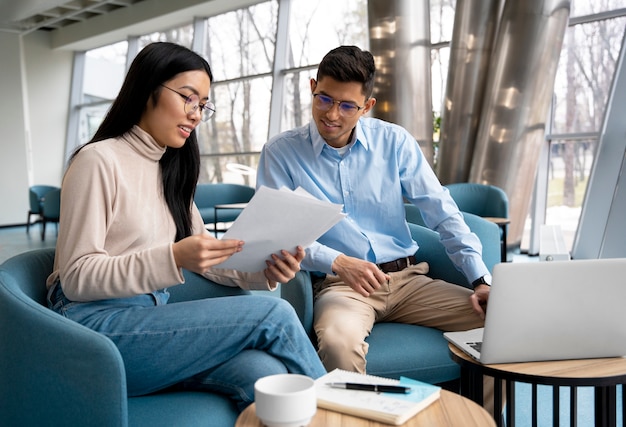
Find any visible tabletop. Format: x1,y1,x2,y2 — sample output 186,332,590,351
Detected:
235,389,496,427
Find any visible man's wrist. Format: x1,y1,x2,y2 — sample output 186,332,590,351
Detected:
472,274,491,290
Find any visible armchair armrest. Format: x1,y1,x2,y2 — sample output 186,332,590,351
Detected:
167,269,251,303
0,273,128,426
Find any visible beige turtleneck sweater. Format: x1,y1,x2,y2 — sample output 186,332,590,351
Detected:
46,126,275,302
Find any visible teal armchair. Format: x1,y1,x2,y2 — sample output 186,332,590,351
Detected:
40,188,61,241
445,183,510,261
26,185,60,234
281,213,500,386
194,183,255,235
0,248,250,427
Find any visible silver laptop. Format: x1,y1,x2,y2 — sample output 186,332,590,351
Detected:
444,258,626,364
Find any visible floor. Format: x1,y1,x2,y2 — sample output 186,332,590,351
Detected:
0,223,57,264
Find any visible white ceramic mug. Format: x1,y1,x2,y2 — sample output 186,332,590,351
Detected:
254,374,317,427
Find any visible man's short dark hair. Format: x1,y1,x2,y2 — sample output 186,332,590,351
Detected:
317,46,376,99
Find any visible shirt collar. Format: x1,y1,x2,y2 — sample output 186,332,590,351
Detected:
309,119,370,157
125,125,167,162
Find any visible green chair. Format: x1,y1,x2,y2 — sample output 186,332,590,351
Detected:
194,183,255,236
445,183,509,261
26,185,59,234
40,188,61,241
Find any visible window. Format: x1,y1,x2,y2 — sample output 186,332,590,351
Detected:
76,41,128,147
197,1,278,185
70,0,626,233
280,0,368,134
540,4,625,252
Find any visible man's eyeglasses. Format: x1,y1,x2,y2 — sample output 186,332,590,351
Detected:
160,85,215,122
312,93,365,118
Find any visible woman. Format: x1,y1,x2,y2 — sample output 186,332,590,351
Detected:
46,42,325,410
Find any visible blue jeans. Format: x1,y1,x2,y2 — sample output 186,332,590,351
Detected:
47,283,326,410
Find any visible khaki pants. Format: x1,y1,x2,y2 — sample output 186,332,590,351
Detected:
313,262,499,418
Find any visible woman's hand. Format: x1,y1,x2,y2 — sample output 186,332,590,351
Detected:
173,234,243,274
263,246,306,283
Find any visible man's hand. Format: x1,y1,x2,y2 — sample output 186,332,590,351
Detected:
264,246,306,283
469,284,490,319
331,254,390,297
173,233,243,274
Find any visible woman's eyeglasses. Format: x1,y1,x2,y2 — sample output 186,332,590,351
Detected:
160,85,215,122
312,93,365,118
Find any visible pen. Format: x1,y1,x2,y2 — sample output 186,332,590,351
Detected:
326,382,412,394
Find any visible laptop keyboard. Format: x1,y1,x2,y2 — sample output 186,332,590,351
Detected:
469,341,482,352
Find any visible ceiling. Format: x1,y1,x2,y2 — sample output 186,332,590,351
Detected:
0,0,259,50
0,0,149,34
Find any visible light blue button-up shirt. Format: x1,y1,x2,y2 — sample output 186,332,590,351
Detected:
257,117,488,283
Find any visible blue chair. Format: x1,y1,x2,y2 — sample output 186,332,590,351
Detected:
194,183,255,235
281,215,500,387
444,183,508,220
0,248,250,427
445,183,510,261
403,205,501,285
26,185,59,234
40,188,61,241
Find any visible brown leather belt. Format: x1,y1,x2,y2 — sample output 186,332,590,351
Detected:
377,255,417,273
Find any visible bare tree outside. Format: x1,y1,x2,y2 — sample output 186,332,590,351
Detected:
198,1,278,185
139,26,194,49
551,3,625,212
282,0,368,132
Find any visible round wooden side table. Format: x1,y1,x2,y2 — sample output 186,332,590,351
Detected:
449,343,626,427
235,389,495,427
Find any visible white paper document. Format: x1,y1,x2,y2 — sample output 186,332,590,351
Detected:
214,186,345,272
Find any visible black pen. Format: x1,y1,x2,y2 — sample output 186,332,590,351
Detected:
326,382,412,394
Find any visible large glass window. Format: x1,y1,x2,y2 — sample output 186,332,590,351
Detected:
71,0,626,227
280,0,368,134
430,1,455,149
286,0,368,68
78,41,127,146
281,70,317,133
198,1,278,185
551,16,625,135
139,25,194,49
197,77,273,185
205,3,277,81
542,4,626,251
430,0,456,45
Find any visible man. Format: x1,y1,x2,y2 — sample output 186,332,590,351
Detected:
257,44,490,380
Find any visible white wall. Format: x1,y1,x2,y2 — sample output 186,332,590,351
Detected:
0,31,71,226
0,32,31,226
25,31,72,188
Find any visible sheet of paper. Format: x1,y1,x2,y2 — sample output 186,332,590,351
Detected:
214,186,345,272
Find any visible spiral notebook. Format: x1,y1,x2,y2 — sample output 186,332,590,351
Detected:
315,369,441,425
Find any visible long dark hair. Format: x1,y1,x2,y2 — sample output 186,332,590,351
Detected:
72,42,213,241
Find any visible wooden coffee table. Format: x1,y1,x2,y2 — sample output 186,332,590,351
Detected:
235,389,495,426
449,343,626,427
